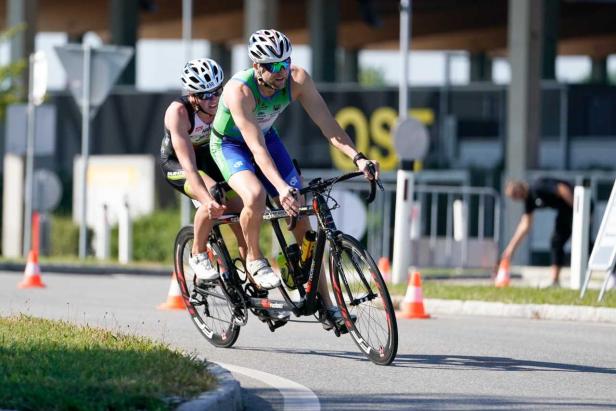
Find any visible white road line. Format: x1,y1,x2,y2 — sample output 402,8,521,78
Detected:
215,362,320,411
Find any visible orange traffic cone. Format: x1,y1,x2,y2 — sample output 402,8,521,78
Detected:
494,258,510,288
18,250,46,289
158,272,186,310
378,257,391,282
399,271,430,319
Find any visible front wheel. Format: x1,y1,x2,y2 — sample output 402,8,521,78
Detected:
174,226,240,348
330,234,398,365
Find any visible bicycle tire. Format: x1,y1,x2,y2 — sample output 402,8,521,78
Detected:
174,226,241,348
329,234,398,365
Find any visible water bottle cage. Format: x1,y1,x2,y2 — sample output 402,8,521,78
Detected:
298,257,312,284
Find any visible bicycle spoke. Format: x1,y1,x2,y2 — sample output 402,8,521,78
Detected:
174,226,241,348
332,234,398,365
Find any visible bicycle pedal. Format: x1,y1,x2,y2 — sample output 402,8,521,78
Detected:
267,318,288,332
271,310,291,321
194,279,217,291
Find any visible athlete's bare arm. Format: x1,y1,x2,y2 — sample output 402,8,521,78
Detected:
164,102,217,208
291,66,379,179
291,67,358,158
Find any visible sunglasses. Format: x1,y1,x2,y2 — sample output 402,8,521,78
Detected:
261,58,291,74
194,87,223,100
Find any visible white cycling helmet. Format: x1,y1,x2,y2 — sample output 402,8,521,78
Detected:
248,29,292,63
180,58,224,93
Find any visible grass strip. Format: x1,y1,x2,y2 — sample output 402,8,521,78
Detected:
387,282,616,308
0,315,216,411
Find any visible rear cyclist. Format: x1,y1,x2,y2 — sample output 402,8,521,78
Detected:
160,58,246,286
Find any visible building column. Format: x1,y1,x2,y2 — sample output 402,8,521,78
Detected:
210,42,232,81
110,0,138,86
469,52,492,82
7,0,37,100
243,0,278,68
542,0,559,80
505,0,543,264
590,56,608,84
309,0,338,83
338,48,358,83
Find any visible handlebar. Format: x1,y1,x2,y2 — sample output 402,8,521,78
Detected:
208,173,383,232
287,168,384,230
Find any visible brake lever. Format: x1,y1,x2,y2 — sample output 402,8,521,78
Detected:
287,216,297,231
364,162,380,203
209,183,226,204
376,178,384,192
286,187,299,231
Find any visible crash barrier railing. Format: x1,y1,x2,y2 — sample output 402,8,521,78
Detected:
302,169,499,269
407,185,500,269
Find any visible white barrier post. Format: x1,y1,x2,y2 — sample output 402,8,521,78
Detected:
392,170,414,285
95,204,110,260
118,200,132,264
570,177,591,290
453,199,468,242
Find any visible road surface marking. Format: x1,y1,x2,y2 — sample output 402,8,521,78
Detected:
216,362,320,411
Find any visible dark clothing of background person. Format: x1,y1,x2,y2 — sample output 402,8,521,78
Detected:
524,178,574,266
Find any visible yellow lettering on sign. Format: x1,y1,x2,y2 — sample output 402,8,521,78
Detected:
331,106,435,172
332,107,369,170
409,108,434,125
369,107,398,171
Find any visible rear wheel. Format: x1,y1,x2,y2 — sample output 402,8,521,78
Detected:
330,234,398,365
174,226,240,348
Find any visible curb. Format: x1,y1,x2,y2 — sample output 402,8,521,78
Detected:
176,362,242,411
0,262,173,276
392,296,616,323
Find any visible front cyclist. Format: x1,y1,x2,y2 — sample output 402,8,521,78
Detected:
160,58,246,287
210,29,379,327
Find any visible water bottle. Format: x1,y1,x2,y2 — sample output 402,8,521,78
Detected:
300,230,317,266
276,251,296,289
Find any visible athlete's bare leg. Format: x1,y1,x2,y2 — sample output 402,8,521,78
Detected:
227,170,267,262
190,173,218,255
189,173,247,260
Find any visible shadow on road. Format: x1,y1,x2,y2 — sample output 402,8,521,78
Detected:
319,393,616,410
392,354,616,374
230,345,367,362
231,346,616,375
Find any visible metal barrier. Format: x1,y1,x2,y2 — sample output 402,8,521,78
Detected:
408,185,500,269
301,169,499,269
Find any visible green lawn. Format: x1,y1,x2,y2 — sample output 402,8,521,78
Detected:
0,315,215,411
387,282,616,308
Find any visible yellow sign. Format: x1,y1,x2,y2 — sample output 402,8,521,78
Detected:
332,107,434,171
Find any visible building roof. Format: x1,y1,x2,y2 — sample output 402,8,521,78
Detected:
2,0,615,57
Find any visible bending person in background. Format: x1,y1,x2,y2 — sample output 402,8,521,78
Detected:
210,29,379,328
160,58,246,287
502,177,574,287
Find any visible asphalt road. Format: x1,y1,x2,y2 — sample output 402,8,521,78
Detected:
1,271,615,410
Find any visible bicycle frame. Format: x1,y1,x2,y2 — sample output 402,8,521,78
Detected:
207,197,330,320
205,170,379,327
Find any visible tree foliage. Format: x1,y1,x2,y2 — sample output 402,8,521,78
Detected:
0,24,27,119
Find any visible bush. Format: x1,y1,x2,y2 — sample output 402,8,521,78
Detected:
49,208,289,264
49,214,82,256
111,209,181,263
